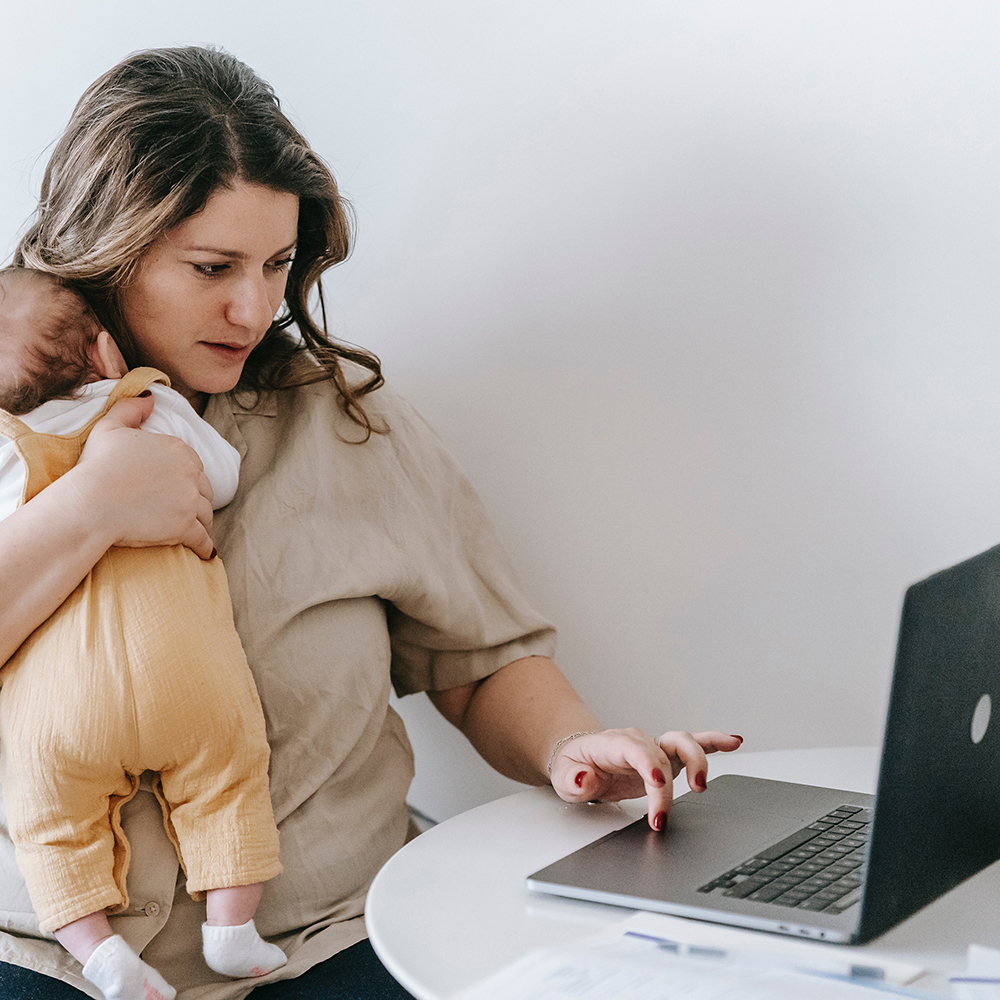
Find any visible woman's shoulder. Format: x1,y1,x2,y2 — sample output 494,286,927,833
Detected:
212,363,448,472
209,367,476,528
240,363,433,443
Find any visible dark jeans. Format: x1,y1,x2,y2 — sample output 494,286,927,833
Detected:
0,939,415,999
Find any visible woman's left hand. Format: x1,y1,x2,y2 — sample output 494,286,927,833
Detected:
548,728,743,831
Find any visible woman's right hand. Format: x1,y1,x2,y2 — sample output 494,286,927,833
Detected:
73,394,217,558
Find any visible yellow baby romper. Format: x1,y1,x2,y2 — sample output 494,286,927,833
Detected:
0,368,282,935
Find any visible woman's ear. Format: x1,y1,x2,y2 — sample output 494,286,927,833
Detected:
89,330,129,380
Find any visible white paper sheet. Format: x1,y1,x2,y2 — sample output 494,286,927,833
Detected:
453,935,942,1000
951,945,1000,1000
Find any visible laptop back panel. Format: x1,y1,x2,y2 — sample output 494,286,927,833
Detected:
858,546,1000,941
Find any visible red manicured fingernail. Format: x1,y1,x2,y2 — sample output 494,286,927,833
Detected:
651,768,666,785
695,771,707,791
731,734,744,743
138,389,152,398
575,771,586,787
210,547,218,560
653,812,666,831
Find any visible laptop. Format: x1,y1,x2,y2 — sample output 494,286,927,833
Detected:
527,544,1000,944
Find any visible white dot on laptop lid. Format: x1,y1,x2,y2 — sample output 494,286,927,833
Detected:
971,693,992,745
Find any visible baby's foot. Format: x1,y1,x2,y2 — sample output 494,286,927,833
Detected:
81,934,177,1000
202,919,287,978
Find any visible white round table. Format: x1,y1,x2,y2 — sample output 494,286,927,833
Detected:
367,748,1000,999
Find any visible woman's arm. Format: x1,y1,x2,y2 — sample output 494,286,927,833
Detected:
428,655,742,831
0,395,216,663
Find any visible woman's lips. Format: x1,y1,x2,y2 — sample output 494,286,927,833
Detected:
202,341,253,360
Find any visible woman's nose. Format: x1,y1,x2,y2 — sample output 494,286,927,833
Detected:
226,273,278,332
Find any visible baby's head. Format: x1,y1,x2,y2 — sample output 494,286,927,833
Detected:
0,267,125,415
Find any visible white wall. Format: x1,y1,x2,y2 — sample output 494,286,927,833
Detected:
5,1,1000,821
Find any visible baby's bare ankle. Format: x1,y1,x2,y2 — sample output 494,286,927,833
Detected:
205,883,264,927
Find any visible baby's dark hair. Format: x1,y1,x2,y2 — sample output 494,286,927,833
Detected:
0,267,98,415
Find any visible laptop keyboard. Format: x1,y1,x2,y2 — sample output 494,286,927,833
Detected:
697,804,871,914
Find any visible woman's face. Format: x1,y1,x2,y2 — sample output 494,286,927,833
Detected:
121,181,300,408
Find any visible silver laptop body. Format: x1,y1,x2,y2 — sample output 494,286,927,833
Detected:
527,544,1000,944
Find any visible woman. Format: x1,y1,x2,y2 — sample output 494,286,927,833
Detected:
0,47,741,999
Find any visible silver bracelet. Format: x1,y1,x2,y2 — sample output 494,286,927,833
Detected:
546,731,600,776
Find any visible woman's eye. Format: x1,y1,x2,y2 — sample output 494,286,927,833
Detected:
269,256,295,272
192,262,229,277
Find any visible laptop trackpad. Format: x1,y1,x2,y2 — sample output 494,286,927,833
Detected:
529,774,868,899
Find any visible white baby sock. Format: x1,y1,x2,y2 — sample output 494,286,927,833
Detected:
201,919,288,978
81,934,176,1000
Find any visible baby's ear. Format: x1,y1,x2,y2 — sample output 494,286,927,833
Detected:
90,330,128,380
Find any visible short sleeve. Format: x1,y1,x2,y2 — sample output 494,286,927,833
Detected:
376,392,557,695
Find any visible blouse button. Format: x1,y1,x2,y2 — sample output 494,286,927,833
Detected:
143,901,161,917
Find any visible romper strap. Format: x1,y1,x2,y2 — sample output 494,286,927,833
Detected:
100,367,172,416
52,367,172,449
0,410,32,444
2,368,173,506
0,368,171,441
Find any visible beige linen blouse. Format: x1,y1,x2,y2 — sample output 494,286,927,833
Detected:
0,377,556,999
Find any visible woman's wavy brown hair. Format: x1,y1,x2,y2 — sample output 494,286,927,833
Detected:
15,46,383,435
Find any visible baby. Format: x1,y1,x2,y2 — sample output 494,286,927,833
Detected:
0,267,286,1000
